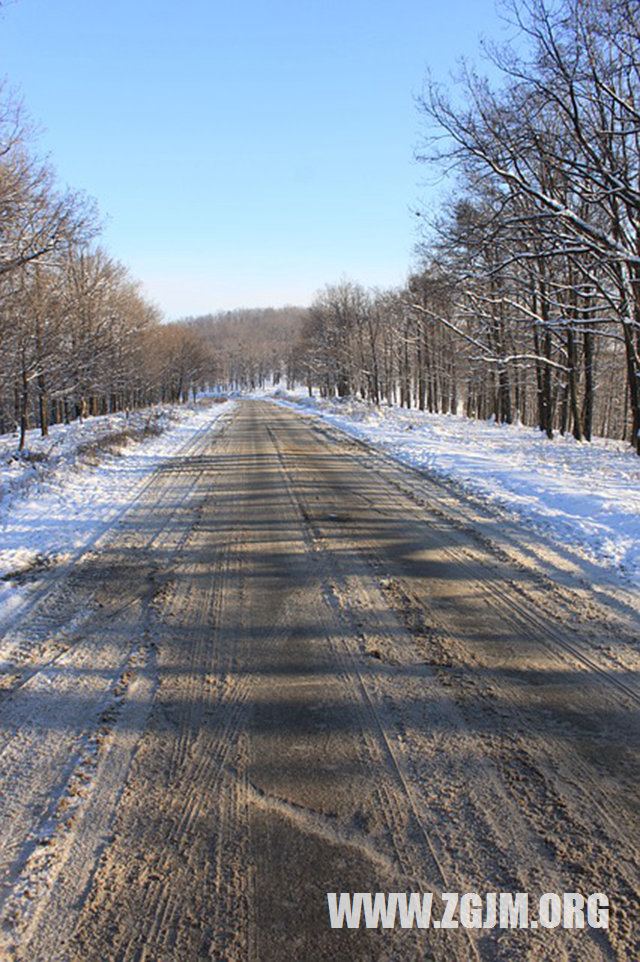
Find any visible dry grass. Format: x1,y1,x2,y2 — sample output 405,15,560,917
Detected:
76,416,165,466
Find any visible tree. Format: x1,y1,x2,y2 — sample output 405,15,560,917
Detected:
414,0,640,449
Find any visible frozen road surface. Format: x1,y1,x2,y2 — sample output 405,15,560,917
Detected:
0,401,638,961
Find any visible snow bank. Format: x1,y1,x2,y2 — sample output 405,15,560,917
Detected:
0,399,235,618
271,392,640,587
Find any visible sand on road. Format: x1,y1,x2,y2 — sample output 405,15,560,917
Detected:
0,400,637,961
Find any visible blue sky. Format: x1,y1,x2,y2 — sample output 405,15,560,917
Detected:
0,1,510,318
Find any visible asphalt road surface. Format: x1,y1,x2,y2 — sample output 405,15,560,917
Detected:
0,400,638,961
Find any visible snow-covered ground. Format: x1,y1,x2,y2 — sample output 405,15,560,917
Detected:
267,390,640,588
3,386,639,628
0,398,235,622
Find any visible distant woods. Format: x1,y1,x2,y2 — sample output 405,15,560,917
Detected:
2,0,640,452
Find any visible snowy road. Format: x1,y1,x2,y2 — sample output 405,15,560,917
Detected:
0,400,638,960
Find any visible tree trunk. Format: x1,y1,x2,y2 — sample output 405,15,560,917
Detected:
566,329,582,441
38,372,49,438
19,354,28,451
622,322,640,454
581,330,594,441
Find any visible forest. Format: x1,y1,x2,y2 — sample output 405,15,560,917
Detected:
2,0,639,452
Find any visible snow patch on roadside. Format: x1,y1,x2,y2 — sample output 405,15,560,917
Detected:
269,391,640,587
0,399,235,618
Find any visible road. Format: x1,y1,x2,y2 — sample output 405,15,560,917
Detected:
0,400,638,961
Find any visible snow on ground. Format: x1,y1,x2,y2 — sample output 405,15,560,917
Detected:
0,398,235,621
268,390,640,587
3,384,639,621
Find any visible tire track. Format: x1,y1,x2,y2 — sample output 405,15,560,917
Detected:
262,404,635,961
3,400,637,962
264,418,482,961
0,408,237,960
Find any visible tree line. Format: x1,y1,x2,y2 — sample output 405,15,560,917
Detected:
412,0,640,450
188,0,639,453
0,84,208,450
4,0,639,454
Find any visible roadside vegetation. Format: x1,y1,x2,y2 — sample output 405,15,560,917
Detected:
2,0,639,453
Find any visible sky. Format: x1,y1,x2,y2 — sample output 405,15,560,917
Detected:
0,0,512,319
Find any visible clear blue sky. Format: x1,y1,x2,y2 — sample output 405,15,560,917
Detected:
0,0,510,318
